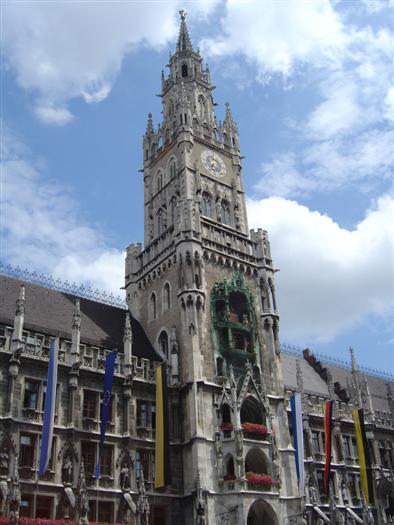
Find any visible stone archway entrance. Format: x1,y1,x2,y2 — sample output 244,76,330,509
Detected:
247,499,278,525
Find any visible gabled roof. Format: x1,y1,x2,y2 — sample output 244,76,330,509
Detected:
0,274,159,361
282,350,394,414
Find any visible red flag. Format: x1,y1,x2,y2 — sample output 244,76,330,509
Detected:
323,400,334,496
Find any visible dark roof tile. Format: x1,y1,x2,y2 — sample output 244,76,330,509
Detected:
0,275,159,361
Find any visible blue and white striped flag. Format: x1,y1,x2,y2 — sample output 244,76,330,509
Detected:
39,338,58,476
290,393,305,495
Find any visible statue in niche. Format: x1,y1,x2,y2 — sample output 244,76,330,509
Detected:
235,429,243,458
341,479,348,502
309,479,318,504
214,432,223,477
120,463,130,490
62,455,73,484
194,473,206,525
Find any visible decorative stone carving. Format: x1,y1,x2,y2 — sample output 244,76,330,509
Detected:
121,463,130,490
8,454,20,525
214,431,223,480
194,471,207,525
136,470,150,525
77,460,89,525
62,455,73,485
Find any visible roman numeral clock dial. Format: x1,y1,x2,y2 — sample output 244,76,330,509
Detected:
201,150,226,177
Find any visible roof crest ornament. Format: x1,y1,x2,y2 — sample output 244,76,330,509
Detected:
0,261,127,310
177,9,193,52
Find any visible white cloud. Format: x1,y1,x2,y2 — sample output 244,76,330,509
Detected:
2,1,218,125
35,104,74,126
247,196,394,343
201,0,346,80
360,0,394,13
385,86,394,122
1,129,124,295
255,129,394,198
248,13,393,197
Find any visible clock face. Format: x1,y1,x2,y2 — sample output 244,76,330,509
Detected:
201,150,226,177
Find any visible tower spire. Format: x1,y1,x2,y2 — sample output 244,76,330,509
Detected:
145,112,154,136
177,10,193,52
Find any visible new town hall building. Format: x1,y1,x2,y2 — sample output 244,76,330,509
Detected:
0,12,393,525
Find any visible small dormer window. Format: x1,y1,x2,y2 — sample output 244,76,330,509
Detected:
181,64,188,77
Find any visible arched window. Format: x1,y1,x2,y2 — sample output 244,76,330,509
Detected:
150,293,157,321
245,448,270,475
169,159,176,180
216,356,224,376
201,192,212,218
168,100,174,118
221,404,231,424
156,171,163,192
198,95,206,121
162,283,170,312
170,197,177,224
224,454,235,479
157,209,164,235
268,278,277,311
181,63,188,77
221,200,231,225
158,331,169,360
240,396,265,425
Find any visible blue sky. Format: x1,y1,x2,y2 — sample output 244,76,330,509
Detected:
1,0,393,372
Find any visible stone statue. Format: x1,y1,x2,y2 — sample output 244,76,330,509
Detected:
235,429,243,458
214,431,223,477
309,481,317,504
62,455,73,484
121,463,130,490
341,479,348,502
194,472,206,525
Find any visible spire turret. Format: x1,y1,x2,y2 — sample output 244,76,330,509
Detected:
12,284,25,351
145,112,154,136
177,10,193,52
224,102,236,128
71,298,81,364
123,312,133,376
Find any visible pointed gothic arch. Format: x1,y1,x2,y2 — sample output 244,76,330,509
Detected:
201,191,212,218
220,403,232,425
156,170,164,193
149,293,157,321
245,448,270,476
162,282,171,312
168,157,177,180
169,196,177,225
223,453,235,478
240,395,266,426
220,199,231,225
198,95,207,121
247,499,278,525
158,330,169,360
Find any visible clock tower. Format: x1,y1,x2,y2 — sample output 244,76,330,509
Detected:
125,11,300,525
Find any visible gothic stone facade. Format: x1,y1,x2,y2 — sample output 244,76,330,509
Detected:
0,12,393,525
